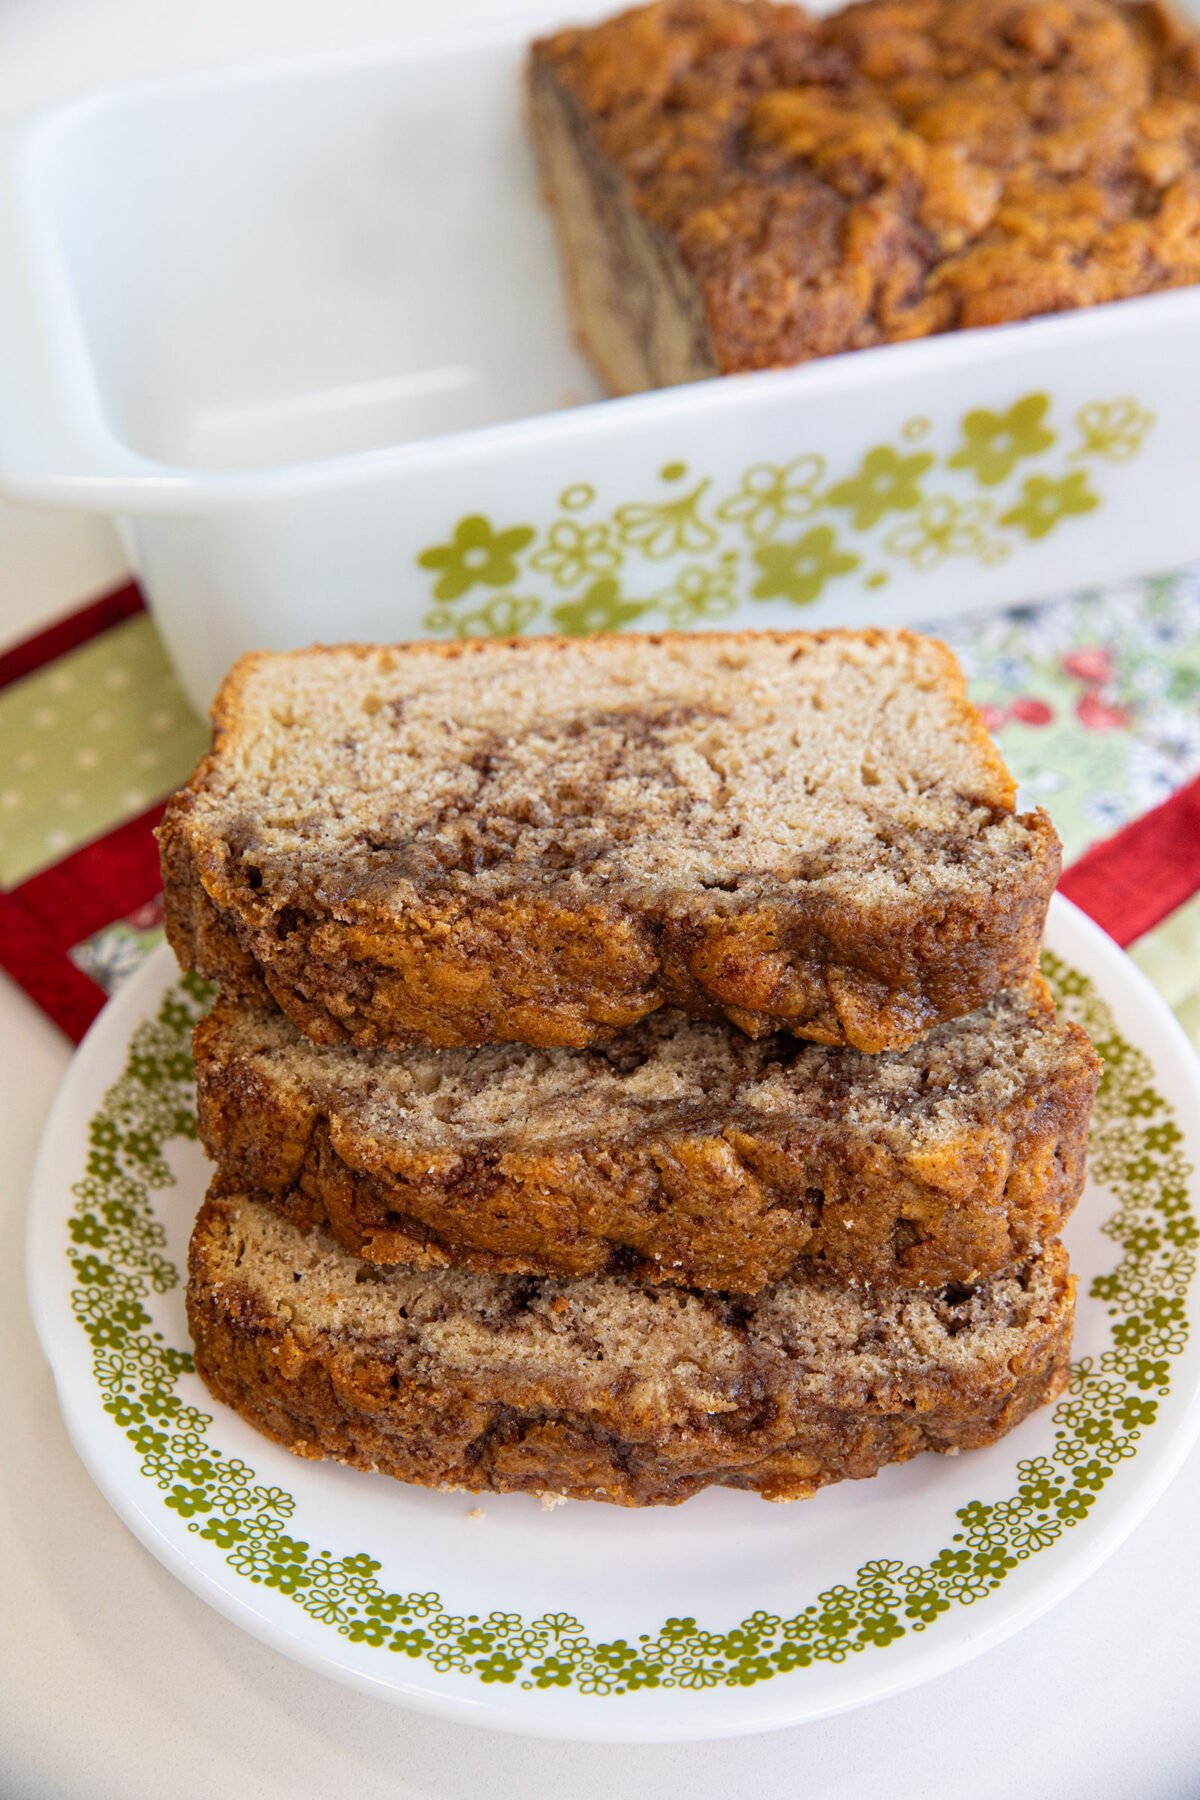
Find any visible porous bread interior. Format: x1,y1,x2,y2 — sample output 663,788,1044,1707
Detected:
209,984,1076,1160
207,1191,1068,1406
190,632,1023,909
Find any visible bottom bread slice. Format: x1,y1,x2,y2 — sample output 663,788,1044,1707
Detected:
188,1191,1075,1506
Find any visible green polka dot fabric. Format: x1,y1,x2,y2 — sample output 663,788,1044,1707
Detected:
0,614,207,887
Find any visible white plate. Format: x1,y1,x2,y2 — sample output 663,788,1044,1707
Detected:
26,896,1200,1742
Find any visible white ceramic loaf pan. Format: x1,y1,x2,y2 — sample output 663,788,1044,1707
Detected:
2,17,1200,712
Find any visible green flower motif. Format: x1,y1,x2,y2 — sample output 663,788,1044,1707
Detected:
110,1298,151,1334
715,456,825,542
972,1545,1017,1581
999,472,1100,541
197,1517,247,1550
176,1455,217,1486
751,526,859,607
930,1548,973,1580
345,1617,392,1647
300,1591,351,1627
73,1254,113,1287
391,1628,435,1658
1121,1224,1163,1258
622,1659,664,1690
1114,1395,1158,1430
770,1642,814,1671
550,577,649,636
164,1484,212,1520
364,1594,410,1625
423,594,540,641
1072,398,1154,463
1054,1490,1096,1523
813,1605,855,1642
416,515,535,601
672,1664,720,1689
264,1563,312,1597
656,558,738,627
1009,1518,1063,1554
903,1589,951,1625
530,1656,574,1688
475,1651,522,1684
339,1554,382,1580
69,1213,108,1248
104,1395,144,1428
1016,1474,1062,1510
128,1424,168,1456
827,445,933,529
613,479,717,559
956,1501,993,1530
947,393,1055,486
884,495,1004,570
857,1613,904,1649
727,1655,773,1686
269,1534,309,1565
529,520,621,588
1071,1460,1114,1494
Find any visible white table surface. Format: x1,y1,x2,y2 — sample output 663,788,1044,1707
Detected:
2,4,1199,1795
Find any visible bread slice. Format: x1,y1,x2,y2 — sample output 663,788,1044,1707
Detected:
187,1189,1075,1505
160,631,1059,1055
195,984,1098,1293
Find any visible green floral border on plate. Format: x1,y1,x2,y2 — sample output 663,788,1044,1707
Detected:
65,953,1194,1696
412,392,1155,641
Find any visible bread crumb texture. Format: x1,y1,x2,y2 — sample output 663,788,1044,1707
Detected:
187,1189,1076,1505
161,630,1059,1053
196,983,1098,1290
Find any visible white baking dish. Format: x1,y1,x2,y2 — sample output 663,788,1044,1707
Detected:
2,18,1200,712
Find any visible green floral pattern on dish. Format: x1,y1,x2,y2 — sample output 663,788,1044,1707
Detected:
826,445,933,531
417,515,535,601
64,954,1194,1698
1000,471,1100,541
714,457,825,542
550,578,650,636
1071,400,1154,464
884,496,1006,571
413,390,1153,640
947,394,1056,487
751,526,860,607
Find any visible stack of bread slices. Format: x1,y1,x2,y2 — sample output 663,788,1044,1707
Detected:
160,629,1099,1506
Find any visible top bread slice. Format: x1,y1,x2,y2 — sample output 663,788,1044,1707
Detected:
159,630,1060,1054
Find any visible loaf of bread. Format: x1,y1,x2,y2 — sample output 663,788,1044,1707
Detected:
160,630,1059,1055
195,983,1098,1292
530,0,1200,390
187,1189,1075,1505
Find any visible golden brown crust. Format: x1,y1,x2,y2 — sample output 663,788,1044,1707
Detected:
186,1191,1076,1505
159,630,1059,1055
531,0,1200,375
194,992,1100,1291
